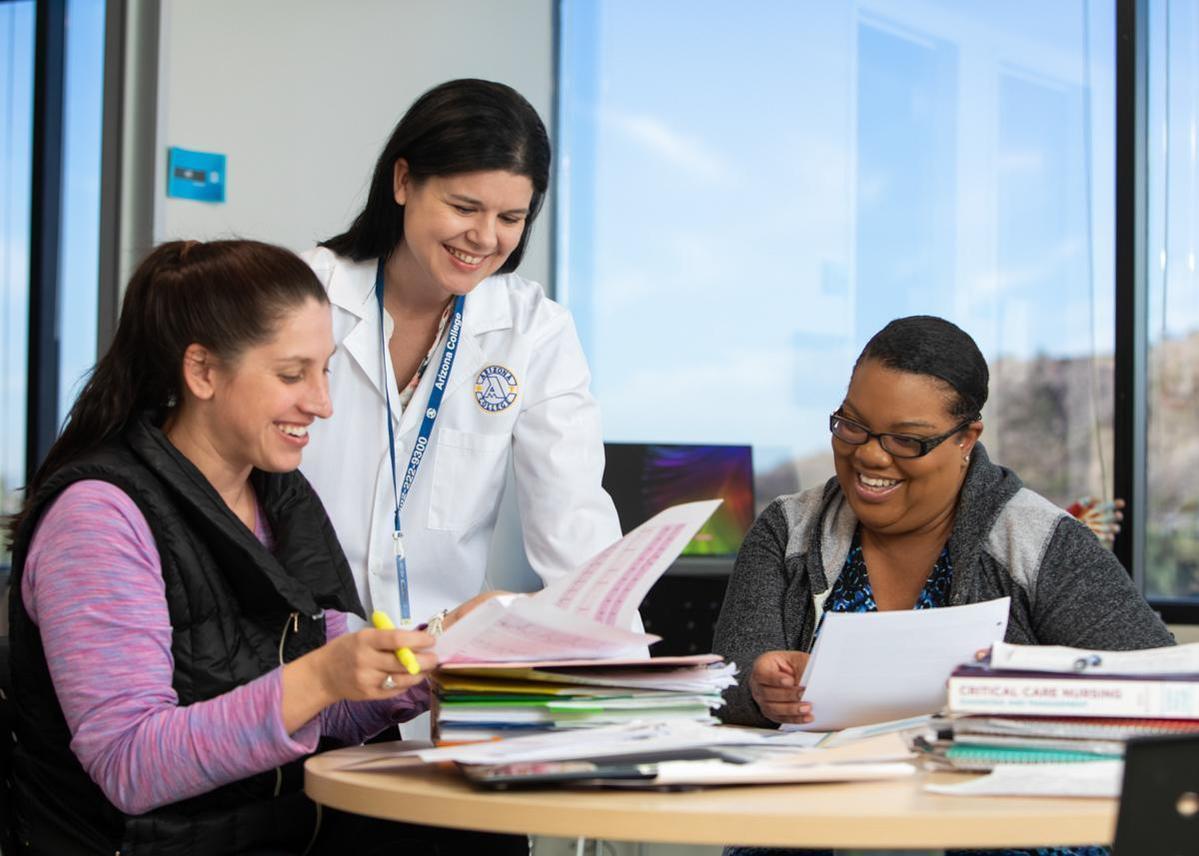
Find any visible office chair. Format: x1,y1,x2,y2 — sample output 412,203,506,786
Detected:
639,573,729,656
1112,733,1199,855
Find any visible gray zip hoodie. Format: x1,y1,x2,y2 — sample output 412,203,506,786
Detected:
713,443,1174,728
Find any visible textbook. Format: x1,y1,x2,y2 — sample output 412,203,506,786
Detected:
923,644,1199,771
915,713,1199,772
946,665,1199,719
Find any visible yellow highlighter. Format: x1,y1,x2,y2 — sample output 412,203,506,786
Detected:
371,610,421,676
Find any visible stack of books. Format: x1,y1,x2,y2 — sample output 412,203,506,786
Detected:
428,500,738,745
916,640,1199,770
433,656,738,744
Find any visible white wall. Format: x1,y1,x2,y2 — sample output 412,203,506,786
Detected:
154,0,555,288
153,0,555,592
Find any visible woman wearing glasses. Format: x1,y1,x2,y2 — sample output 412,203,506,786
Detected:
715,314,1170,725
713,316,1169,856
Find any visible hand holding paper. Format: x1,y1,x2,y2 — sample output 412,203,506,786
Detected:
749,650,813,725
788,597,1010,730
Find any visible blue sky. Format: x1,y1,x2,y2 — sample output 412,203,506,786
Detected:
1,0,36,504
3,0,1196,500
557,0,1122,469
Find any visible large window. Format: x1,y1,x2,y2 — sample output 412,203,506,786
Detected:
0,0,105,574
57,0,105,419
1145,0,1199,602
1,0,36,570
558,0,1115,511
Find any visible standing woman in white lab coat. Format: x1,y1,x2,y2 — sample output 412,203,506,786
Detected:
301,78,620,635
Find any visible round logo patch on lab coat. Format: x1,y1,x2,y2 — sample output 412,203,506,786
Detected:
474,365,519,412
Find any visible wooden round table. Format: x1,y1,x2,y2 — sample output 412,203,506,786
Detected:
305,745,1117,849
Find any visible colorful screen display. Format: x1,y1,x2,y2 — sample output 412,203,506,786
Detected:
602,443,755,557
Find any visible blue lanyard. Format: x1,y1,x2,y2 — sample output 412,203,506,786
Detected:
375,259,465,625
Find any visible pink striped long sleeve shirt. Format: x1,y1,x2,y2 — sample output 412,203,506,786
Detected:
21,479,428,815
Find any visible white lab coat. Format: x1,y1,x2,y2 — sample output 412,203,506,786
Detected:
300,247,621,630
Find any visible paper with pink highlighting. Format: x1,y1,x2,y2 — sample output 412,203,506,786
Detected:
538,499,722,629
434,499,721,664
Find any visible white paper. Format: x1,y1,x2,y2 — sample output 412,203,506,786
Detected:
434,499,721,664
757,730,829,748
415,720,771,765
650,759,915,786
925,761,1123,798
433,596,654,664
796,597,1010,730
537,499,724,629
989,639,1199,675
415,720,917,768
815,713,935,748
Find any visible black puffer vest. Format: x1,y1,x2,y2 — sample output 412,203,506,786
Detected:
7,415,364,855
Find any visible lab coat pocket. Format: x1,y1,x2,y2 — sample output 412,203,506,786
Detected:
428,427,511,532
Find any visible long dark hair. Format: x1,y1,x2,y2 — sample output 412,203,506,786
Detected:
854,315,989,420
11,240,327,532
321,78,551,272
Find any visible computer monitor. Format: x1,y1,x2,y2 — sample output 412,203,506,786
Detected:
601,443,755,558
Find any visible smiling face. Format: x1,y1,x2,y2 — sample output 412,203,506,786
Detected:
832,359,982,537
390,163,534,301
202,297,336,474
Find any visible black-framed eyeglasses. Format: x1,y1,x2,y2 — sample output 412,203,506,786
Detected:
828,412,977,459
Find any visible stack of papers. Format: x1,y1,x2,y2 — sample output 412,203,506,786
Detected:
430,500,737,742
920,640,1199,774
414,720,916,789
435,657,737,742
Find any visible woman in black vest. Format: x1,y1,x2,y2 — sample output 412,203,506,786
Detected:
6,240,521,854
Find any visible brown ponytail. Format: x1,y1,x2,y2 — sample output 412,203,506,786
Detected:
8,239,327,538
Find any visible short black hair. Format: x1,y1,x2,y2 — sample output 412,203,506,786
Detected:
322,79,550,273
854,315,988,420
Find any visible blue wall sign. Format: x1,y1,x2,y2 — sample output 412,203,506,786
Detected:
167,147,226,202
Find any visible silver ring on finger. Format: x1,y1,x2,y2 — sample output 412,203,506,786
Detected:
381,673,398,691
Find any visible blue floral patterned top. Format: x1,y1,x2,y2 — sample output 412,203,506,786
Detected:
814,530,953,639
